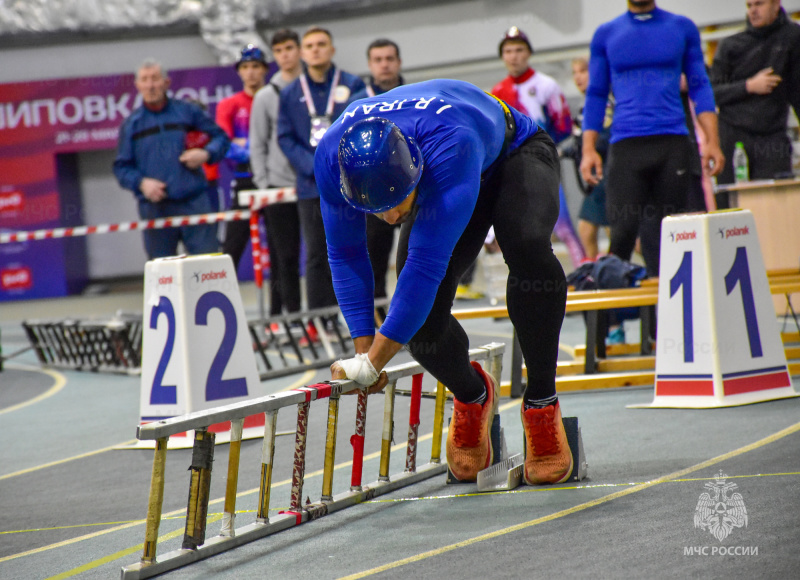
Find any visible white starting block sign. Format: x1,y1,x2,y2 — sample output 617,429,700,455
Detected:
132,253,269,448
636,209,797,408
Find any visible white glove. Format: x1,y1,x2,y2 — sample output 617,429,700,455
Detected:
336,353,379,386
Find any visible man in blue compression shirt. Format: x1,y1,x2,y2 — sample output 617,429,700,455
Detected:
315,79,572,485
580,0,724,276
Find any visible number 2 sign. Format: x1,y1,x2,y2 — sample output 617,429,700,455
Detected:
641,210,795,408
138,254,266,445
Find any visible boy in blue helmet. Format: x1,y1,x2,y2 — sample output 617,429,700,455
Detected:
315,79,572,485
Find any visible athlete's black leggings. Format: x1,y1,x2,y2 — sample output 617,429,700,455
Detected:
395,130,566,404
605,134,693,277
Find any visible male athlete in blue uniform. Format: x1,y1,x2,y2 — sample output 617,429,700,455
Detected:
580,0,724,276
314,79,572,485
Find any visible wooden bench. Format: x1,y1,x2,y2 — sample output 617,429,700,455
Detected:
453,268,800,396
453,286,659,394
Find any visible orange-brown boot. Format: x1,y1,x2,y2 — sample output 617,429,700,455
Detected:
446,362,498,481
521,401,573,485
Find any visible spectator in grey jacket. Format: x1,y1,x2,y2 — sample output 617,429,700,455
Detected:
250,29,304,316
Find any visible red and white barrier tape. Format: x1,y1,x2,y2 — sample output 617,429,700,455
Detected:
0,210,250,244
0,188,298,245
238,187,297,211
243,188,297,288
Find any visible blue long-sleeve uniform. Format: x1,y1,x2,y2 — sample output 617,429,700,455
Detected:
583,7,715,143
113,99,230,201
278,65,365,199
314,79,539,344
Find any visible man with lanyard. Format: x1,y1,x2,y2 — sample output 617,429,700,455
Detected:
217,44,270,270
250,30,304,320
348,38,405,319
491,26,585,268
580,0,724,277
315,79,573,486
278,26,365,321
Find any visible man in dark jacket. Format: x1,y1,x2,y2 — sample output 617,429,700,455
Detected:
710,0,800,207
114,59,230,259
348,38,405,313
278,27,365,313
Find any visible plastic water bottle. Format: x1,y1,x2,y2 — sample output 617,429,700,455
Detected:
733,142,749,183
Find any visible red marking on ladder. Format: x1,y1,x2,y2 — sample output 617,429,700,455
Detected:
350,434,365,487
278,510,303,525
409,373,423,425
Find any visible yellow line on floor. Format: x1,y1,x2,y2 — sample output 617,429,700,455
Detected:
1,515,189,535
0,367,66,416
3,509,299,536
4,398,520,568
0,370,315,482
1,521,150,535
339,420,800,579
0,439,138,482
3,506,312,535
0,520,148,564
43,515,223,580
361,471,800,504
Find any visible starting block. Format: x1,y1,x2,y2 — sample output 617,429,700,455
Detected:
477,453,523,491
447,414,588,488
561,416,588,482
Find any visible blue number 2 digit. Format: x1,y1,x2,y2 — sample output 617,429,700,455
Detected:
195,291,249,401
670,250,694,363
149,296,177,404
724,246,762,358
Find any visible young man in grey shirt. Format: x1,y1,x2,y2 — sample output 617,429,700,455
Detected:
250,29,304,318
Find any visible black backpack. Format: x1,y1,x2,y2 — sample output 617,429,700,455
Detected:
566,255,648,322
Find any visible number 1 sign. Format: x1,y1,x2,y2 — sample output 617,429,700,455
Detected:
136,254,268,447
639,210,796,408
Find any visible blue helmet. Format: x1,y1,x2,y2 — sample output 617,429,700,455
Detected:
338,117,423,213
236,44,267,69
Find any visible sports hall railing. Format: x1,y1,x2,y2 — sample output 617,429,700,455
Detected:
120,343,505,579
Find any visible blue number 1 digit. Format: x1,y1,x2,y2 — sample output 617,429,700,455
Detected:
149,296,177,404
724,246,762,358
670,251,694,363
195,291,249,401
